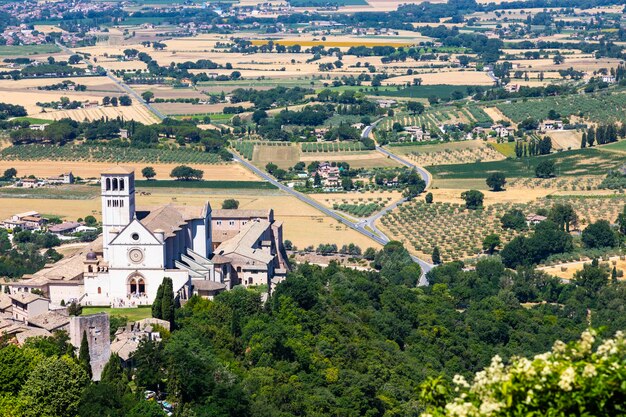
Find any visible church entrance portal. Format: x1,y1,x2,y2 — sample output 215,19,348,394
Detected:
128,274,146,296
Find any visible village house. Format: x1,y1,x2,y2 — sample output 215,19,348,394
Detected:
2,211,46,231
47,172,74,185
111,317,169,367
48,221,82,236
540,119,564,131
405,126,431,142
19,178,41,188
376,99,397,108
491,124,514,138
316,162,342,189
601,75,616,84
526,213,548,226
29,123,49,131
505,83,521,93
9,293,50,324
314,128,328,141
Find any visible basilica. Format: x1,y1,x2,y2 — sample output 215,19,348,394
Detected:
9,167,289,307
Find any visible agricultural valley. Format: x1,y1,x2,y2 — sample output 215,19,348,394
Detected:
1,0,626,416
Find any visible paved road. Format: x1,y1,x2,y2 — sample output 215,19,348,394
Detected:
361,122,434,281
57,43,167,121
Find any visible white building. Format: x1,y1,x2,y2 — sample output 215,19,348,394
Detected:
9,167,289,307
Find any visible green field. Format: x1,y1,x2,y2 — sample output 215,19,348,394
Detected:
374,85,477,99
82,306,152,322
135,180,277,189
490,142,517,158
428,148,624,179
11,117,54,125
601,140,626,152
0,44,61,56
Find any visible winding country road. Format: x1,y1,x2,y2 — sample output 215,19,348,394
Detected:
63,42,432,282
57,43,167,121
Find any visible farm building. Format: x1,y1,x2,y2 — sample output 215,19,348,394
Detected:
2,211,46,231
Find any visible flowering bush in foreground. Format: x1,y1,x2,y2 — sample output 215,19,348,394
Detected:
422,330,626,417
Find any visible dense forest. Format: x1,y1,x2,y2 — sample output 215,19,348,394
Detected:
3,241,624,416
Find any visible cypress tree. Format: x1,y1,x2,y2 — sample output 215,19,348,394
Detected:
432,247,441,265
587,127,595,147
79,330,92,379
152,283,164,319
101,353,124,384
612,266,617,281
161,278,174,324
581,132,586,148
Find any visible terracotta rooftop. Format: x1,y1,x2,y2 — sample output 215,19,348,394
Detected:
102,166,135,175
139,204,208,238
9,292,48,305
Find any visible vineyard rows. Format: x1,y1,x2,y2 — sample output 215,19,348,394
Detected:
333,202,382,217
301,142,365,152
496,92,626,124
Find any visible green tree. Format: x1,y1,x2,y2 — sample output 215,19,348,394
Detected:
486,172,506,191
535,159,556,178
616,205,626,236
573,262,609,293
100,353,124,384
152,282,164,319
1,167,17,180
0,344,39,395
161,277,175,324
406,101,425,115
133,339,164,391
83,215,97,227
265,163,278,175
425,192,433,204
67,301,82,316
19,356,89,417
500,209,527,231
222,199,240,209
127,400,164,417
78,330,92,379
548,203,577,232
119,95,132,106
432,246,441,265
170,165,203,181
141,91,154,103
141,166,156,180
482,234,501,255
461,190,484,210
582,220,618,248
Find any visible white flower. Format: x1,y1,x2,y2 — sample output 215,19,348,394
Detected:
597,339,617,357
479,400,505,416
445,401,477,417
558,367,576,391
582,364,597,378
578,330,596,354
524,389,534,404
453,374,470,388
552,340,566,354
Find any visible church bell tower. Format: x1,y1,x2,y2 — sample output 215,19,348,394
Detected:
101,167,136,261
